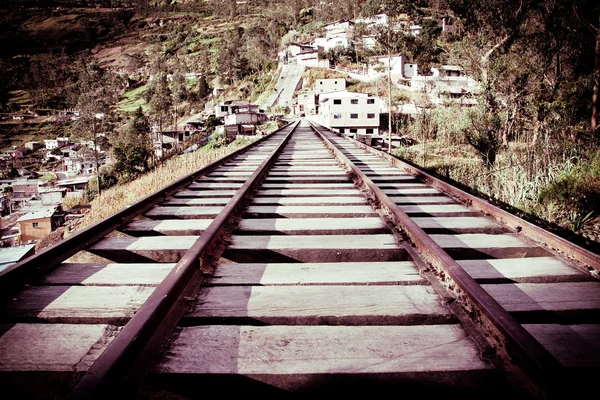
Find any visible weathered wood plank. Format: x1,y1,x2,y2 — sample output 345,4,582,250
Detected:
155,325,489,375
188,285,454,325
256,189,360,197
173,190,237,198
188,182,244,190
211,261,424,285
457,257,591,283
483,282,600,323
41,263,176,286
263,176,350,183
0,323,114,372
121,219,212,236
244,205,377,218
224,234,408,263
388,195,457,204
260,183,355,189
267,171,347,176
90,236,198,263
2,286,154,323
383,188,443,196
413,216,506,234
236,217,388,234
145,206,224,219
162,198,231,206
252,196,367,205
524,324,600,367
399,204,473,214
431,234,552,258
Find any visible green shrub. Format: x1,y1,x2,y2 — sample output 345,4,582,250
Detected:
537,152,600,231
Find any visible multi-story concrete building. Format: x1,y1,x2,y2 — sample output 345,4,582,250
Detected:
317,91,380,136
315,78,346,94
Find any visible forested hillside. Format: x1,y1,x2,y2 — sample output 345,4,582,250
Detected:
1,0,599,245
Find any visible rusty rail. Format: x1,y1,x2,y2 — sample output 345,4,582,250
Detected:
0,122,293,298
67,121,299,399
309,121,563,393
340,130,600,272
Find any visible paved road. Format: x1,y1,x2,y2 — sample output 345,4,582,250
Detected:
262,64,305,109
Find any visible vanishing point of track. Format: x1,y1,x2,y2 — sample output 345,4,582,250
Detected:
0,120,598,399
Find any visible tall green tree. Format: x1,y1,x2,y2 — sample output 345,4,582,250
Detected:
71,60,120,196
112,107,153,182
145,72,172,158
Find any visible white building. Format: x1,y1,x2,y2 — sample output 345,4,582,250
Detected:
411,66,480,105
355,14,389,27
324,20,354,39
44,138,70,150
369,54,418,81
317,91,380,137
315,78,346,94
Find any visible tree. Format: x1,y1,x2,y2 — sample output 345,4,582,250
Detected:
145,72,172,159
573,0,600,140
71,60,120,197
216,27,248,85
111,107,153,182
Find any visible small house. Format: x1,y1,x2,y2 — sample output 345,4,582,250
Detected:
56,176,91,192
44,138,70,150
16,207,60,243
25,142,42,151
39,188,66,205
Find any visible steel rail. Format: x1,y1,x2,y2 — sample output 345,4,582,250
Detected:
67,121,299,399
309,121,563,393
338,131,600,272
0,121,293,298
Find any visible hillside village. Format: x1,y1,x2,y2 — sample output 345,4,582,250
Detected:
0,7,472,263
0,0,599,266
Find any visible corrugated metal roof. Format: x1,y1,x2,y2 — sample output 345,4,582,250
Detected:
16,207,57,222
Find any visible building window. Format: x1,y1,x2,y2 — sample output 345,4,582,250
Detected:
367,99,375,104
32,222,39,228
350,128,357,133
333,99,342,105
220,106,228,112
339,128,345,133
367,113,375,118
350,99,358,104
350,113,358,119
366,128,374,134
333,113,342,119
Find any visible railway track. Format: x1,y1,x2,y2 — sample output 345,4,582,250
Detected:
0,120,598,398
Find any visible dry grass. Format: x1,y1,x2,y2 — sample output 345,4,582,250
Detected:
69,138,256,235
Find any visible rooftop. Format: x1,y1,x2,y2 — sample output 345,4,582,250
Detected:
0,244,35,273
16,207,58,222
